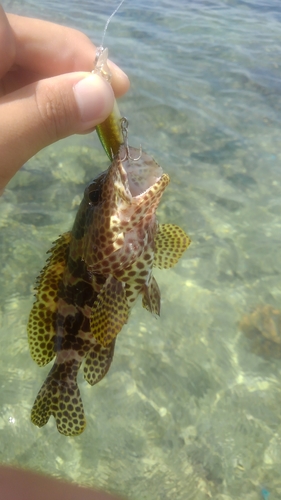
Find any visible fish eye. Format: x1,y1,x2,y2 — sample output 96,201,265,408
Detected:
88,188,101,205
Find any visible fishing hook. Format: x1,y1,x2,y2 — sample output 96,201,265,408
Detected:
120,117,142,161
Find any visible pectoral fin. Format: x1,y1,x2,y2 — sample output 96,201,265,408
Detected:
27,232,71,366
154,224,191,269
142,276,161,316
91,276,129,347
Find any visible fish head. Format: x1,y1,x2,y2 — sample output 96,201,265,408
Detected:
82,145,170,272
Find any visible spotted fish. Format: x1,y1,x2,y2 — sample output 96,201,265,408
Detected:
27,144,190,435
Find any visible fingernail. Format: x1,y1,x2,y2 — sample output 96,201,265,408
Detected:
73,74,114,128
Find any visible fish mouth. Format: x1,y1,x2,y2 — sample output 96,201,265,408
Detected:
118,145,163,197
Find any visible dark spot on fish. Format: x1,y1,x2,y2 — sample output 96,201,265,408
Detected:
109,254,117,262
127,271,136,277
104,245,115,256
143,253,152,261
97,251,103,260
105,230,114,239
139,270,148,277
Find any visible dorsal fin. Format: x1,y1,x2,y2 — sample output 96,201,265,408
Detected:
27,232,71,366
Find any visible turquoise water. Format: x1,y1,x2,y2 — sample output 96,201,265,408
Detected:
1,0,281,498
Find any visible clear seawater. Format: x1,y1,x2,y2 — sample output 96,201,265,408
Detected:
1,0,281,498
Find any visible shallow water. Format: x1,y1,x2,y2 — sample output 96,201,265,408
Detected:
1,1,281,499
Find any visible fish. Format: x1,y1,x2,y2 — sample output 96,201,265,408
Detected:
28,143,191,435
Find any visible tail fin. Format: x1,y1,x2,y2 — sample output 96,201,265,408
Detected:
31,360,86,436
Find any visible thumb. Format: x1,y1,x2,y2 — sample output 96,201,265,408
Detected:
0,72,114,191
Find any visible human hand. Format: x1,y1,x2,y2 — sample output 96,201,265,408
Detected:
0,466,126,500
0,7,130,192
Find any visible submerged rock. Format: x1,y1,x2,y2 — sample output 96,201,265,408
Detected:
240,304,281,358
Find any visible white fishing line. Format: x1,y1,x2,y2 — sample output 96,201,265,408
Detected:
101,0,127,48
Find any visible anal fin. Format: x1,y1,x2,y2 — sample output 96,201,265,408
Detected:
83,339,116,386
142,276,161,316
